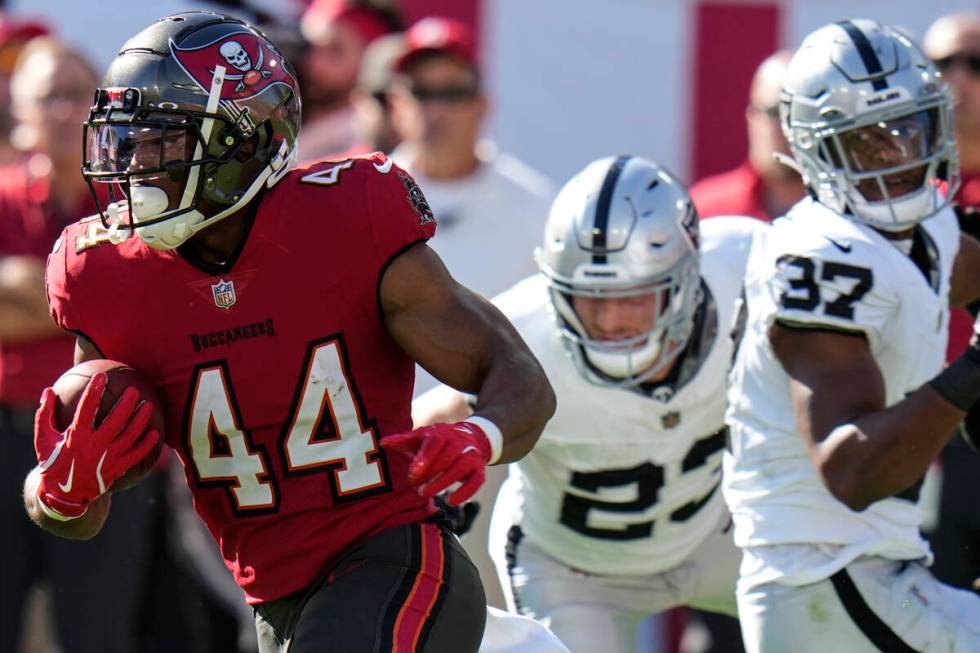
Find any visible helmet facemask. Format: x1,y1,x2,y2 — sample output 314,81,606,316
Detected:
794,100,958,232
543,251,701,389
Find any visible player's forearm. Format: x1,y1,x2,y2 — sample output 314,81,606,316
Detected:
812,387,962,511
471,348,555,464
23,467,110,540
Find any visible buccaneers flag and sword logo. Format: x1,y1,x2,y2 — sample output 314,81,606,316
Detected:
170,31,295,131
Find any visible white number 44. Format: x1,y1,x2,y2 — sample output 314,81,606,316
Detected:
186,338,386,513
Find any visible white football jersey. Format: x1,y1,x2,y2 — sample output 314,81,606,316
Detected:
494,217,761,576
724,197,960,587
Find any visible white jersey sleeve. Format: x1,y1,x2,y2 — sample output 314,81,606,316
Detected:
755,201,895,349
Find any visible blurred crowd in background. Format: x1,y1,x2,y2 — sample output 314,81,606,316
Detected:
0,1,978,652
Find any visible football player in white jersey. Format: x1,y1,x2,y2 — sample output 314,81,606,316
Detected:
724,19,980,653
415,155,763,652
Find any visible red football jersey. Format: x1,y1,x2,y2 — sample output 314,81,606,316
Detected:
46,154,438,603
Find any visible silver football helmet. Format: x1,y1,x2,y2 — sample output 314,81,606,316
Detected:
781,19,958,232
535,156,701,388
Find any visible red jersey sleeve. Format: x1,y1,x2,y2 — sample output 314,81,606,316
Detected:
45,223,84,335
362,152,436,266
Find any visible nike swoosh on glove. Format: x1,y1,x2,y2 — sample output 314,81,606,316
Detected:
34,372,161,519
381,422,493,506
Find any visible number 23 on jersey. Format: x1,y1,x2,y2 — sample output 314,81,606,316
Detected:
185,335,388,515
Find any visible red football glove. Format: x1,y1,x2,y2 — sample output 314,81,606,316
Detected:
34,373,161,519
382,422,493,506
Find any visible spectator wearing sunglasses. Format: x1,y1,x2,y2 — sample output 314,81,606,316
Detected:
921,11,980,600
690,50,805,222
389,16,555,611
390,17,555,332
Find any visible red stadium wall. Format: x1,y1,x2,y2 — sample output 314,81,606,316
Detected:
691,1,781,181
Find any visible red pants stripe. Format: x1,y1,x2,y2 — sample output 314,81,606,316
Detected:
391,522,447,653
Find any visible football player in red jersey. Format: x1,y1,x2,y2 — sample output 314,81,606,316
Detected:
21,12,555,653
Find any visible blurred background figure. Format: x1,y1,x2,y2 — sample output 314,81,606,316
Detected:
926,14,980,213
347,31,406,155
682,48,805,653
0,36,160,653
921,10,980,599
391,16,554,611
297,0,402,160
690,50,805,222
0,15,47,166
390,16,554,301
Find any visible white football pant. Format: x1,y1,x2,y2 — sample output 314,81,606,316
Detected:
492,510,740,653
480,606,572,653
737,556,980,652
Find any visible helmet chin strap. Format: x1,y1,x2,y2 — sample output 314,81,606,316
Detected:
849,184,939,233
772,152,805,176
582,333,665,379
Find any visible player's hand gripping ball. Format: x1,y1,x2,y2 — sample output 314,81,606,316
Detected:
34,360,165,519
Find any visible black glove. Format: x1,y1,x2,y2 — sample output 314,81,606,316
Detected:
432,493,481,537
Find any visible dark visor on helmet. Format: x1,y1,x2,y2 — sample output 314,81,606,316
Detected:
85,123,196,176
836,108,941,173
81,93,242,232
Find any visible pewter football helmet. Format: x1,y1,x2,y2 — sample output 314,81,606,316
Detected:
781,19,958,232
83,12,301,250
536,156,701,388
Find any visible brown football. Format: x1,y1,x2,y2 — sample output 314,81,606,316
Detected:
50,359,165,491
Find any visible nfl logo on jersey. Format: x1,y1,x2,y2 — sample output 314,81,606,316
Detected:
212,279,237,309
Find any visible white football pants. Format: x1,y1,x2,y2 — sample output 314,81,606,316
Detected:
737,556,980,652
480,606,572,653
491,508,740,653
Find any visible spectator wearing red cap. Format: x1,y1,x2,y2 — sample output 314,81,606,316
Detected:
392,17,555,611
390,17,554,305
690,51,805,222
297,0,402,161
0,15,48,166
